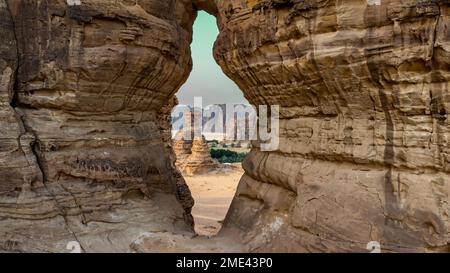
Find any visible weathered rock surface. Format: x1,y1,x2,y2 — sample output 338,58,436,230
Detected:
172,109,195,172
184,136,218,175
174,134,219,175
215,0,450,252
173,107,219,175
0,0,200,252
173,135,193,169
1,0,42,201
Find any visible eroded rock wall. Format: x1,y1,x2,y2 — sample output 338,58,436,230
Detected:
215,0,450,252
0,0,199,252
1,0,40,201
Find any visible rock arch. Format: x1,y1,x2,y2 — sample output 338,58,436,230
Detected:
0,0,449,252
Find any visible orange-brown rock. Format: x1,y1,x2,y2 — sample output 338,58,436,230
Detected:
215,0,450,252
173,135,193,170
0,0,199,252
183,136,218,175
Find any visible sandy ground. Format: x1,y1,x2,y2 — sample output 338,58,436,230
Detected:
184,164,244,236
132,164,247,252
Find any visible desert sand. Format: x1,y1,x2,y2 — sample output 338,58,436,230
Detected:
184,164,244,236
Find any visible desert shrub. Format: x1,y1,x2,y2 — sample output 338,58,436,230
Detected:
211,149,247,163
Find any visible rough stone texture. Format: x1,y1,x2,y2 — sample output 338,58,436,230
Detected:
173,134,219,175
215,0,450,252
173,107,219,175
173,136,193,169
184,136,219,175
0,0,200,252
172,108,195,172
1,0,42,200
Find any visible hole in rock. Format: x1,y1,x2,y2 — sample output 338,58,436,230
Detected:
173,11,250,237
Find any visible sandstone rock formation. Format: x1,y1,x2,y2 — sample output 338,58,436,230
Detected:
173,134,219,175
184,136,218,175
0,0,200,252
215,0,450,252
172,109,194,172
172,106,219,175
173,135,193,170
0,0,449,253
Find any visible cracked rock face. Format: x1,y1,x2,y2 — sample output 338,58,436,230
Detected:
215,0,450,252
0,0,198,252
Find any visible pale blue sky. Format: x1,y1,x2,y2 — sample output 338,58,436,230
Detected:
176,11,248,106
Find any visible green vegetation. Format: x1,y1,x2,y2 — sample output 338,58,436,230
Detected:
211,149,248,163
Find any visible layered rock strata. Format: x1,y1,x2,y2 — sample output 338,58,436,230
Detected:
183,136,218,175
173,135,193,170
0,0,200,252
215,0,450,252
173,133,219,175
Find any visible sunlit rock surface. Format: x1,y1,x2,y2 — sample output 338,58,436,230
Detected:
0,0,198,252
184,136,218,175
215,0,450,252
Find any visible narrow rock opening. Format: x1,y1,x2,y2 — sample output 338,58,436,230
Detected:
173,11,249,237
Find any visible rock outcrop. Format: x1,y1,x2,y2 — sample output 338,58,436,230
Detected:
1,0,42,202
173,106,218,175
215,0,450,252
184,136,218,175
0,0,199,252
0,0,449,253
173,134,219,175
173,136,193,170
